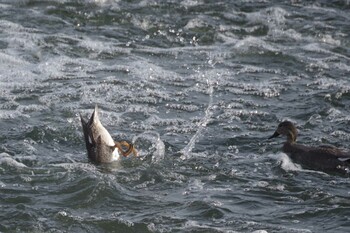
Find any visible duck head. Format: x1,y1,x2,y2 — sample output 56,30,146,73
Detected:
269,121,298,143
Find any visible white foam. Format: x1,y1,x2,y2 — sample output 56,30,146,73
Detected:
52,162,98,172
319,34,341,46
246,7,289,26
166,103,199,112
0,109,28,119
325,108,350,123
0,51,30,67
184,18,207,30
128,59,184,84
181,0,202,7
330,130,350,141
233,36,279,54
0,152,27,168
78,37,130,57
268,152,302,172
334,62,350,72
16,104,49,113
92,0,116,5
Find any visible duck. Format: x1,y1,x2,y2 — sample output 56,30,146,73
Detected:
80,105,137,163
269,120,350,174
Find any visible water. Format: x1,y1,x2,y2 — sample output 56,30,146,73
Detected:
1,0,350,232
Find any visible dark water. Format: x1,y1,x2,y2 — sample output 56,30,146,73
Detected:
1,0,350,232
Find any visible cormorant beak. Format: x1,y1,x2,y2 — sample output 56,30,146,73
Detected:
268,131,280,140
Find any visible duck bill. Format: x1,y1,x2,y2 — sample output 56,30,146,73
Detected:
268,131,280,139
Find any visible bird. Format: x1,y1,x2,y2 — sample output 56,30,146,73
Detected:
268,120,350,174
80,105,137,163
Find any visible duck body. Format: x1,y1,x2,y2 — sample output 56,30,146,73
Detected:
282,142,350,172
269,121,350,174
80,105,120,163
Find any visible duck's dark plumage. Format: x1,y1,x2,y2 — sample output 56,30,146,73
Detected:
80,105,119,163
269,121,350,173
80,105,138,163
80,112,96,161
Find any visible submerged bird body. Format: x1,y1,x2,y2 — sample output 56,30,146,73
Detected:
80,105,137,163
269,121,350,173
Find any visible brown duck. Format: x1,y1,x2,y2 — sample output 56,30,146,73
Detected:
269,121,350,173
80,105,137,163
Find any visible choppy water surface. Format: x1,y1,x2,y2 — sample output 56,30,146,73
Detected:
1,0,350,232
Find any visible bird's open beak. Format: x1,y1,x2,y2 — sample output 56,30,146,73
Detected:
268,131,280,140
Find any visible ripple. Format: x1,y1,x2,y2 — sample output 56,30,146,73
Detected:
0,153,27,169
233,36,280,54
1,1,350,232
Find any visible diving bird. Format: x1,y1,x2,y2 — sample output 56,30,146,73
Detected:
80,105,137,163
269,121,350,173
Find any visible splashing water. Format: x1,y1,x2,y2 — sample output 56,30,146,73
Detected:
133,131,165,163
180,79,215,160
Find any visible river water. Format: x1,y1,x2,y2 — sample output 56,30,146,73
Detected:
1,0,350,232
